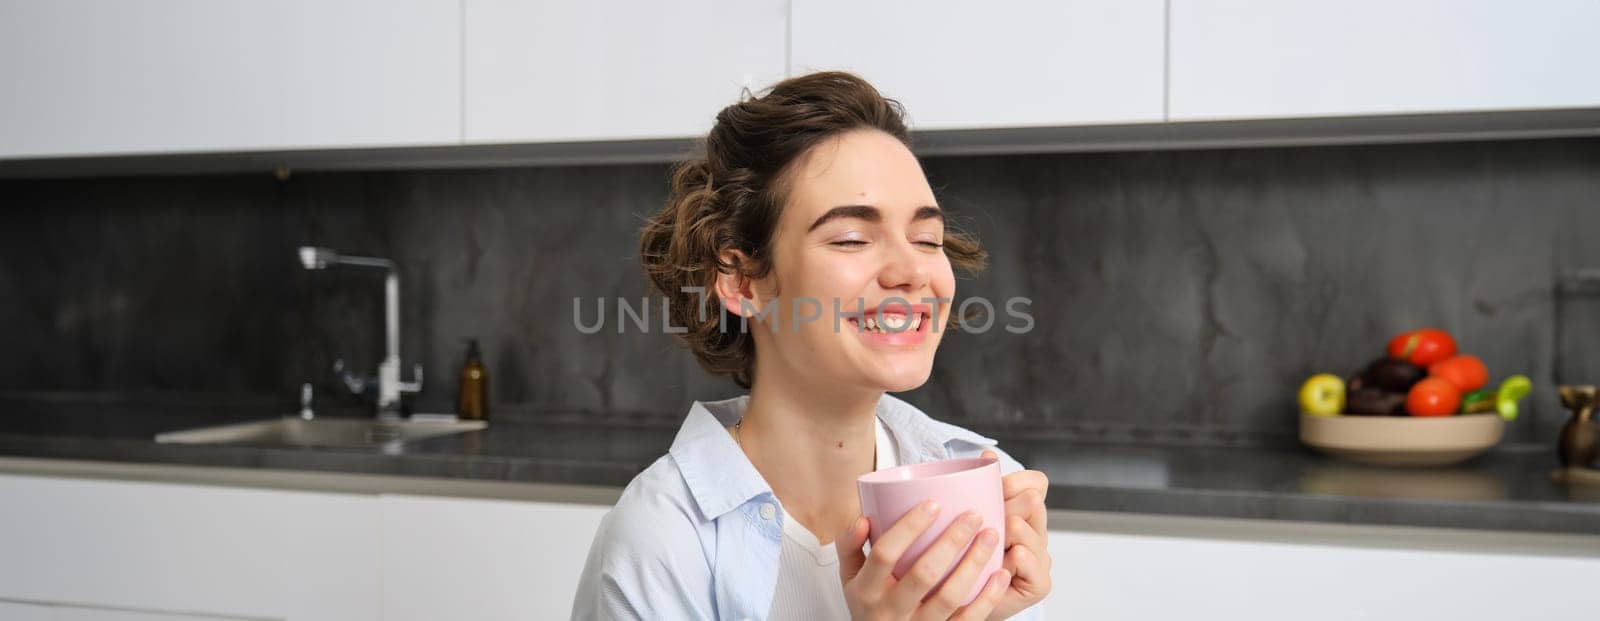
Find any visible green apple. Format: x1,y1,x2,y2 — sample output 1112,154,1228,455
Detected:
1299,374,1346,416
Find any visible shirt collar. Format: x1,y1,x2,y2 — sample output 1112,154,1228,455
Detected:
667,395,771,521
667,393,999,521
874,393,999,463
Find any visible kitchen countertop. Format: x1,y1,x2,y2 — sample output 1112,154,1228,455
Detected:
2,399,1598,537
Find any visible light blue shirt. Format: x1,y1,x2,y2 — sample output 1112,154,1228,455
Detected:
571,394,1046,620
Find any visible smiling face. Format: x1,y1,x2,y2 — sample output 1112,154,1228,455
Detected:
737,128,957,393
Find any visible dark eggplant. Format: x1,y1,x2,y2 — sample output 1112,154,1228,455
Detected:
1347,387,1407,416
1359,357,1426,393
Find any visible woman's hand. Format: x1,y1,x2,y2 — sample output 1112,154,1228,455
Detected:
835,500,1011,620
980,449,1052,620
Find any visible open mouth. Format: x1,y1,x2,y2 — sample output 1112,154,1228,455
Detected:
846,312,926,334
843,303,934,336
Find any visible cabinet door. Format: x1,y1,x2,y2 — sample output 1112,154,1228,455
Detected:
1169,0,1600,121
0,0,460,159
52,607,243,621
380,495,611,621
790,0,1165,130
1047,529,1600,620
464,0,787,143
0,475,381,621
0,601,52,621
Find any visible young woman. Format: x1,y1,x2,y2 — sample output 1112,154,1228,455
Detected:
572,71,1052,621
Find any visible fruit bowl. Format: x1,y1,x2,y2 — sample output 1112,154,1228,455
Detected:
1299,413,1505,467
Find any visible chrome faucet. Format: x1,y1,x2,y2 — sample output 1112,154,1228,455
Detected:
298,246,423,420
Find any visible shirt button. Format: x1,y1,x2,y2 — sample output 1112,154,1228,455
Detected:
759,503,776,520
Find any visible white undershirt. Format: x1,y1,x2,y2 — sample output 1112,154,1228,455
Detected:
767,417,900,621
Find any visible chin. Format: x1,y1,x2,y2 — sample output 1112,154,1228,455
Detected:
873,364,935,393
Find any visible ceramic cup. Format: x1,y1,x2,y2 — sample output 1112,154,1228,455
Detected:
856,456,1005,606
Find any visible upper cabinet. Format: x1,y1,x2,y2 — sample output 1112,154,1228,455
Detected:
1169,0,1600,121
790,0,1167,130
0,0,461,159
7,0,1600,168
463,0,787,143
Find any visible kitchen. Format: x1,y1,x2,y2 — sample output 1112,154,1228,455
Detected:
3,1,1600,620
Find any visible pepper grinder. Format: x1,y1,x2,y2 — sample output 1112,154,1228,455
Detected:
1553,269,1600,475
1556,385,1600,469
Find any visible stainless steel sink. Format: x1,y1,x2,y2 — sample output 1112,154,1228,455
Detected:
155,417,487,449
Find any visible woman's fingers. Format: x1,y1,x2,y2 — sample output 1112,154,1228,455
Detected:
886,510,986,612
834,515,872,583
857,500,941,586
979,448,1046,496
964,451,1056,618
911,526,1001,620
1004,487,1048,543
1002,469,1048,502
1006,515,1050,570
1003,541,1053,601
949,569,1011,621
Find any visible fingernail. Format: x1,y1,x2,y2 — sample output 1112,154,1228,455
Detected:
960,510,982,527
922,500,940,515
979,529,998,546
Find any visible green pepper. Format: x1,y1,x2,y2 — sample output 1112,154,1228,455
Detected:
1460,388,1495,414
1495,375,1532,421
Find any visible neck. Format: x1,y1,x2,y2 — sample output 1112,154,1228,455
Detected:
736,362,882,545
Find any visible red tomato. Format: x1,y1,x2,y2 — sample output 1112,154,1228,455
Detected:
1387,328,1457,367
1428,355,1489,392
1406,377,1462,416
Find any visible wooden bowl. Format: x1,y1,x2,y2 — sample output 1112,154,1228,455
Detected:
1299,413,1505,466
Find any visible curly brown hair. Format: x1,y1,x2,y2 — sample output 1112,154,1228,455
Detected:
639,71,986,388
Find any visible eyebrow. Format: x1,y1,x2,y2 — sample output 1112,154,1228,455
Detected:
806,204,944,232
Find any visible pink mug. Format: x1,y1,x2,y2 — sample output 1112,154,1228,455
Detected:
856,456,1005,606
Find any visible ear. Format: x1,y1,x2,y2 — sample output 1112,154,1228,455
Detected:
714,249,762,318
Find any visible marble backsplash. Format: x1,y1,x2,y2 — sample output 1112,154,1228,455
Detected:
3,137,1598,447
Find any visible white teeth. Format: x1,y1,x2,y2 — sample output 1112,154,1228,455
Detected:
856,314,922,334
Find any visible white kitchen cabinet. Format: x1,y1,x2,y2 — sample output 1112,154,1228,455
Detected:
379,494,610,621
1169,0,1600,121
0,0,461,159
464,0,787,143
0,600,247,621
790,0,1166,130
1046,529,1600,620
50,607,242,621
11,463,1600,621
0,601,53,621
0,474,381,621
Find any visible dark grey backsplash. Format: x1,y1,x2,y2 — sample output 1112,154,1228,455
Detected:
3,137,1598,447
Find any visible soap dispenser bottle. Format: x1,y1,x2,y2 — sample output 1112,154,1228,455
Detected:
457,338,489,421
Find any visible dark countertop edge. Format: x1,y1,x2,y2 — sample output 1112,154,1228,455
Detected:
1048,484,1600,537
4,433,1600,538
0,434,649,487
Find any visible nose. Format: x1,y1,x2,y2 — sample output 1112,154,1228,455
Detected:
877,239,931,294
